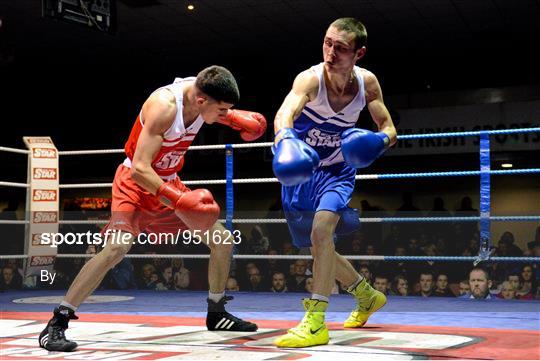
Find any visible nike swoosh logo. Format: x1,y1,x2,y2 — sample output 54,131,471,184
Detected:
359,299,375,312
310,326,323,334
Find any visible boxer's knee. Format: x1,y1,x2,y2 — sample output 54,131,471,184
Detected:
101,232,133,266
205,222,234,253
310,225,334,252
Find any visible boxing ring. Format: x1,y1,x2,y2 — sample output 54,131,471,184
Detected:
1,127,539,359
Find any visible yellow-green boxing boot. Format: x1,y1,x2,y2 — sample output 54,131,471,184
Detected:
274,298,329,348
344,277,387,328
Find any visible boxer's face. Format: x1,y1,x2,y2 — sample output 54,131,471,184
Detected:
323,26,365,73
197,96,233,124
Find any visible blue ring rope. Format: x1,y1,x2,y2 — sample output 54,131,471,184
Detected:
398,127,540,139
225,144,234,231
373,168,540,179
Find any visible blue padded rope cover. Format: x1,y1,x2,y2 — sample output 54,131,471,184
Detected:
225,144,234,231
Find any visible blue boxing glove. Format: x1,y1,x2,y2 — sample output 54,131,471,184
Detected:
341,128,390,168
272,128,320,186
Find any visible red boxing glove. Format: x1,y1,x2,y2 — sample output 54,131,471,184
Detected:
156,183,220,231
217,109,267,141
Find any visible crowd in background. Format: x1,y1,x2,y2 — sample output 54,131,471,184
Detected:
1,195,539,301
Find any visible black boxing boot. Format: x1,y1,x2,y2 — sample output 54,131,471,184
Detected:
39,306,79,352
206,296,258,332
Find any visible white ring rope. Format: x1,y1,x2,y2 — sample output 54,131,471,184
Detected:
0,146,29,155
0,254,383,261
57,142,274,156
0,181,29,188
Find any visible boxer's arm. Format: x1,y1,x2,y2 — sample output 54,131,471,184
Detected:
273,70,319,144
363,70,397,146
131,89,177,194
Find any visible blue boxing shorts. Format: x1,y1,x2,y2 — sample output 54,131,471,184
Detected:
281,162,360,248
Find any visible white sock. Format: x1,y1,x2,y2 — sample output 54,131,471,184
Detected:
311,293,329,303
208,291,225,303
60,301,77,312
347,275,364,293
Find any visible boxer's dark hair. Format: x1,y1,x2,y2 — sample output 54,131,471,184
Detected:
195,65,239,104
330,18,367,50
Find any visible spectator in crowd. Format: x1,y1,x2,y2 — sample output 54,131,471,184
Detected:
270,271,287,292
464,267,494,300
110,259,137,290
282,242,296,255
225,277,239,292
287,260,308,292
517,264,536,300
305,277,314,294
265,249,288,278
174,263,190,290
249,225,270,254
433,273,455,297
459,280,470,296
161,266,175,290
247,265,265,292
5,259,24,280
1,266,21,290
497,281,516,300
414,272,434,297
359,264,372,285
386,246,409,282
138,264,158,290
390,275,408,296
499,231,523,257
373,275,389,295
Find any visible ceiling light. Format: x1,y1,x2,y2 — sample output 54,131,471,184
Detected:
187,4,194,10
501,163,513,168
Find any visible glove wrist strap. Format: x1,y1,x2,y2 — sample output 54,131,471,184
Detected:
156,183,182,208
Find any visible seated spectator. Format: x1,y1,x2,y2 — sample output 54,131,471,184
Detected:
174,264,190,290
500,231,523,257
270,271,287,292
373,275,389,295
110,258,137,290
520,264,537,299
225,277,239,292
462,267,495,300
359,264,372,285
305,277,314,294
137,264,158,290
497,281,516,300
249,225,270,254
458,280,470,296
287,260,308,292
390,275,408,296
414,272,434,297
282,242,296,255
1,266,21,290
161,266,175,290
247,265,265,292
266,249,287,276
433,273,455,297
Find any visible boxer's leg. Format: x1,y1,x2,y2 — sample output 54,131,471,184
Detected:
204,221,258,332
64,232,133,307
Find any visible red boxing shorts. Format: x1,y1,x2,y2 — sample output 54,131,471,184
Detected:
104,164,190,236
